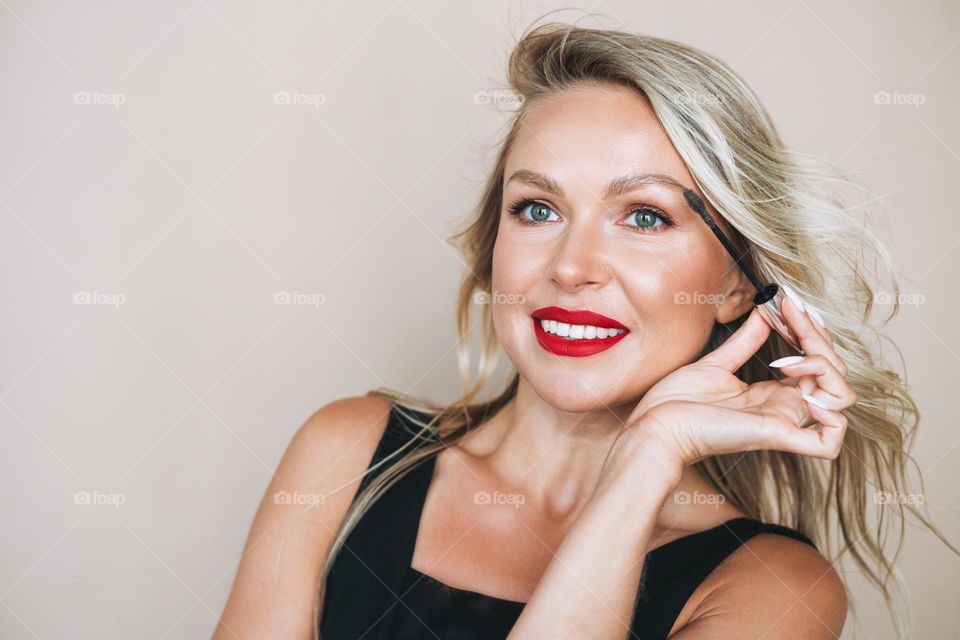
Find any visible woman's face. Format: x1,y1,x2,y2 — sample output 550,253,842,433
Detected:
491,82,751,413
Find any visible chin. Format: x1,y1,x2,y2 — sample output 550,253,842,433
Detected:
535,388,624,414
518,360,633,413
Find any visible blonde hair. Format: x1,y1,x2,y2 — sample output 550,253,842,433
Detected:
312,17,957,639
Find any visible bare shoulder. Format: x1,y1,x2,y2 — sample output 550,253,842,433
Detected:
270,393,395,521
213,394,393,640
671,533,847,639
291,394,395,473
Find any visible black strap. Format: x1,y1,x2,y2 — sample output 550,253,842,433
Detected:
632,517,817,638
320,405,819,640
319,404,439,640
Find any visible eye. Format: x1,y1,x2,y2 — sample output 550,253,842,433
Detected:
506,198,676,232
624,206,674,232
507,199,560,225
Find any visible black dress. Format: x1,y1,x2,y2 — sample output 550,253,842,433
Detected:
319,403,817,639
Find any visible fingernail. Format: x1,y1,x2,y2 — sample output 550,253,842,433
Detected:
770,355,805,367
806,305,826,328
781,284,806,313
802,393,830,410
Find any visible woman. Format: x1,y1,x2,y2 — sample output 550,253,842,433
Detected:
214,21,953,640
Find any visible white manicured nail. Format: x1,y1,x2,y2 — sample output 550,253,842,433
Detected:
802,393,829,410
781,284,806,313
807,306,826,328
770,355,805,367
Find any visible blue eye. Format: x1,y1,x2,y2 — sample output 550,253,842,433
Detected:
626,207,671,230
509,200,559,224
506,198,676,233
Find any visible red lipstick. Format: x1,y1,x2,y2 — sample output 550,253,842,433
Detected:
531,306,629,357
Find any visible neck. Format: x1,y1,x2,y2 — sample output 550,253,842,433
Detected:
459,379,736,530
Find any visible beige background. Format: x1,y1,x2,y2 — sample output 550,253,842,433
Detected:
2,1,958,638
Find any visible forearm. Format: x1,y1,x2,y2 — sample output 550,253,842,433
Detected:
507,427,682,639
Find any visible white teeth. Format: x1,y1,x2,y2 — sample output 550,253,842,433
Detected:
537,319,626,340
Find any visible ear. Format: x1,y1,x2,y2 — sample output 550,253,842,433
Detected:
715,268,755,324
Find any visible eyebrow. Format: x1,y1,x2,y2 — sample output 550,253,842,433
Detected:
505,170,688,199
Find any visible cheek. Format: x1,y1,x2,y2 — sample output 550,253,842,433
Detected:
616,244,722,326
490,227,540,294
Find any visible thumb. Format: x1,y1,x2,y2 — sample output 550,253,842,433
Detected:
697,306,771,373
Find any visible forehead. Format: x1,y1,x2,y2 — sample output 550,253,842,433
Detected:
505,83,694,190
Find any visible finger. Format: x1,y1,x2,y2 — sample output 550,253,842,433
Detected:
779,374,819,397
804,305,834,348
780,294,848,376
770,354,857,408
699,306,771,373
802,395,848,429
762,407,847,460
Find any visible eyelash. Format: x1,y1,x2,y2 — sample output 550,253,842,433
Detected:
506,198,676,233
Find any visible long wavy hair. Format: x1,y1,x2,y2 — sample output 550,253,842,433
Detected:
311,18,957,639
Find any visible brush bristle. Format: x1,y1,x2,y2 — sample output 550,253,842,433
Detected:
682,187,715,226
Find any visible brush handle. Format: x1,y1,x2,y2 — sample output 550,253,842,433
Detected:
756,291,804,354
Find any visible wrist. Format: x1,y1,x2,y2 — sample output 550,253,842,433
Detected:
596,421,684,498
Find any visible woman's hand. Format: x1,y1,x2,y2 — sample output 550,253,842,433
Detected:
613,294,858,472
513,294,857,640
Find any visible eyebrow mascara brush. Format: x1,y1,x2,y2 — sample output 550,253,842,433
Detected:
682,187,804,355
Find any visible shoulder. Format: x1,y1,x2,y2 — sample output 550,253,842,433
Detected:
264,393,396,543
672,532,847,639
290,394,395,464
213,394,393,638
277,394,396,497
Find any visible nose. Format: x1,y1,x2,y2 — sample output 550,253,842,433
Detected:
547,218,611,293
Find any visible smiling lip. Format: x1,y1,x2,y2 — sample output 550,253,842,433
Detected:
532,306,628,329
531,306,629,357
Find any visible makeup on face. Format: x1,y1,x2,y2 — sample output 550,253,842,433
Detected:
531,306,629,357
511,171,804,357
519,177,803,359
